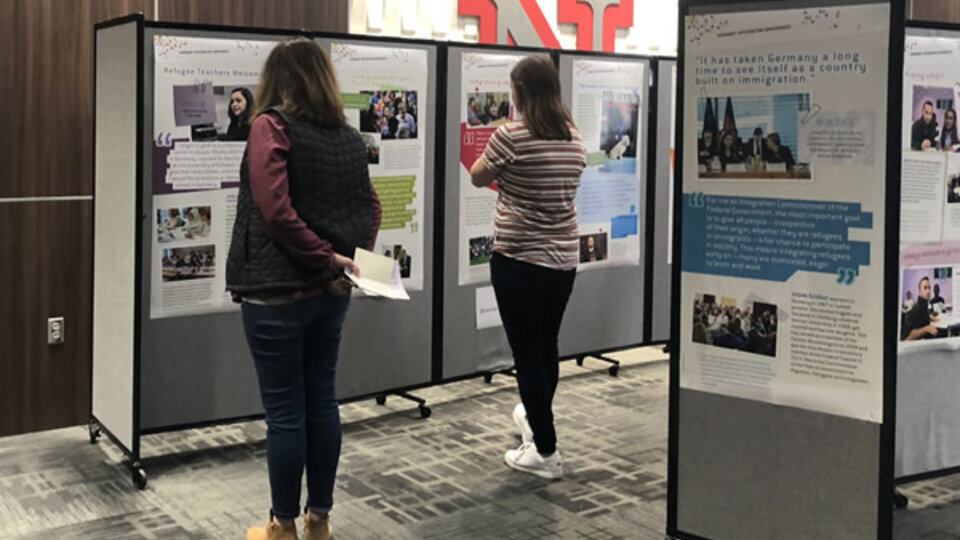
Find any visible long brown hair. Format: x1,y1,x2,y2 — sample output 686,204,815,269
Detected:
252,37,346,127
510,56,574,141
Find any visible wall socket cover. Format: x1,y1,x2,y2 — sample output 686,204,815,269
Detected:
47,317,65,345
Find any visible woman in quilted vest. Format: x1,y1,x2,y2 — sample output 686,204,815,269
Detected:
226,38,381,540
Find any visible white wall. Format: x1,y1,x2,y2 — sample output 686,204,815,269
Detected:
349,0,678,56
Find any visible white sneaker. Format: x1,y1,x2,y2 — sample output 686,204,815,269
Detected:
504,442,563,479
512,403,534,444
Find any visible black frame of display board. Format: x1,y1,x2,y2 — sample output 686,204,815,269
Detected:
667,1,903,539
91,13,675,489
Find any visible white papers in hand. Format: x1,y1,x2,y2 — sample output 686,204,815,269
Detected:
345,248,410,300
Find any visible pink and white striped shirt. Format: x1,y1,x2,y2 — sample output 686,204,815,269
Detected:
482,121,586,270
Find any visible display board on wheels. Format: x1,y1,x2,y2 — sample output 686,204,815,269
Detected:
679,3,893,423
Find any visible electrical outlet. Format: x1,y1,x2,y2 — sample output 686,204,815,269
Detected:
47,317,65,345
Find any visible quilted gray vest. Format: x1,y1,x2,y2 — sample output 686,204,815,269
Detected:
226,109,373,294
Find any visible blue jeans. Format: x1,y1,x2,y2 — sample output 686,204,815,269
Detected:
490,252,576,455
241,293,351,519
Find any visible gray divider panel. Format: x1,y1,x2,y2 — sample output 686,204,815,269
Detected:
441,46,518,379
556,53,648,357
651,59,675,344
93,19,140,451
678,391,880,540
139,28,435,431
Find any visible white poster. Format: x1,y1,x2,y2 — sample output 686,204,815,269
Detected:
680,4,891,422
457,51,527,285
331,42,428,291
570,58,644,270
901,35,960,244
151,35,275,319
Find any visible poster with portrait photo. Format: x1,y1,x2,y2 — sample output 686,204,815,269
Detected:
906,86,953,152
696,93,812,180
691,293,778,358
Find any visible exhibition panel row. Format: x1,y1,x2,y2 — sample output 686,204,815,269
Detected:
91,15,676,487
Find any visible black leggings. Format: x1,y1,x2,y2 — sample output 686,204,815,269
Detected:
490,252,576,455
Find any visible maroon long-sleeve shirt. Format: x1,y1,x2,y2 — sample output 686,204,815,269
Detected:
246,114,381,295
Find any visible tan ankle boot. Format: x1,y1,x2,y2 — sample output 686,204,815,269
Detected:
246,514,298,540
302,512,333,540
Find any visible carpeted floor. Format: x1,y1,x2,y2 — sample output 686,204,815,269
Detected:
1,346,958,539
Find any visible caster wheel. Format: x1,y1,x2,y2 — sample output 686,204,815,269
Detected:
375,395,387,406
131,463,148,490
576,356,585,366
894,491,909,509
608,365,620,377
483,373,493,384
419,405,432,419
88,420,102,444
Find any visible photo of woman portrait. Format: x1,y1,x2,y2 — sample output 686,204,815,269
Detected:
220,87,255,141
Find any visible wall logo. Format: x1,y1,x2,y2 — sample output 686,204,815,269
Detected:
458,0,634,52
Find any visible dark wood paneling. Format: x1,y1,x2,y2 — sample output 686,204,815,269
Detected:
0,201,93,437
0,0,152,198
157,0,348,32
911,0,960,23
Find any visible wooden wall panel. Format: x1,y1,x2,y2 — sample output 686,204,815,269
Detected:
0,0,152,198
157,0,348,32
911,0,960,23
0,201,93,436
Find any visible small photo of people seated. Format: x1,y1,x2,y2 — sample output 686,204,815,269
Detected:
907,86,958,152
697,94,811,180
692,293,778,358
901,266,960,341
157,206,212,243
383,244,412,279
359,90,418,140
161,245,216,282
466,92,512,127
469,235,494,266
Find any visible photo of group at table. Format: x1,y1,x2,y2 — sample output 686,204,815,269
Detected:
696,94,811,179
466,92,512,127
907,86,959,152
161,245,216,282
691,293,778,358
157,206,211,243
901,266,960,341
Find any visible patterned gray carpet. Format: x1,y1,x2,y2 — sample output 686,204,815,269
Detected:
0,350,957,539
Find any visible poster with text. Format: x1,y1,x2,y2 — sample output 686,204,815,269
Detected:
332,42,428,291
680,4,891,422
151,35,275,318
571,58,644,270
458,52,527,285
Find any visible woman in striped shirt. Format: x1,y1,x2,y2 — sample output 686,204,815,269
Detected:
470,55,586,480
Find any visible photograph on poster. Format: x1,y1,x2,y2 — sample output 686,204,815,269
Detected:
696,93,811,179
469,236,494,266
360,133,380,165
948,171,960,204
383,244,412,278
901,266,960,340
599,91,639,175
691,293,778,357
466,92,512,127
157,206,212,243
908,86,956,152
161,245,216,282
359,90,418,139
579,233,608,263
171,84,258,142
